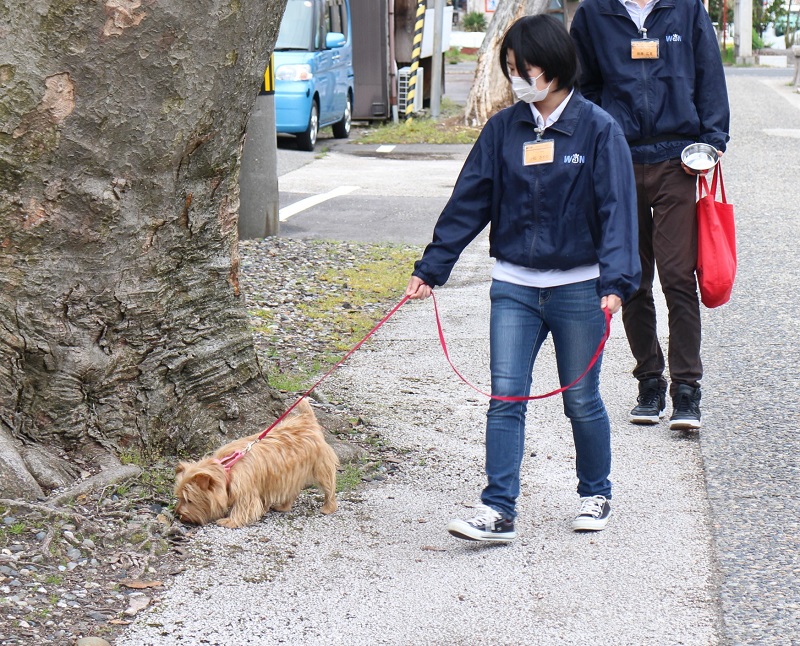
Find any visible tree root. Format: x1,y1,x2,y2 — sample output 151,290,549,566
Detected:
0,498,86,523
48,464,142,506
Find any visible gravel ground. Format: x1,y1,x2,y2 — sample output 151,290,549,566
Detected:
0,461,191,645
118,232,723,645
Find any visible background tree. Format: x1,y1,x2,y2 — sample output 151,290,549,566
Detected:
707,0,734,33
783,0,798,48
464,0,551,126
753,0,783,38
0,0,288,500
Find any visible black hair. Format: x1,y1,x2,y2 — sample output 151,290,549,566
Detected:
499,14,578,92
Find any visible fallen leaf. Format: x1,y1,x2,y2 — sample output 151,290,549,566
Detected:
421,545,447,552
119,579,162,589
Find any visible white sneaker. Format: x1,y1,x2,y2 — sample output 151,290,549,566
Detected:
572,495,612,531
447,504,516,542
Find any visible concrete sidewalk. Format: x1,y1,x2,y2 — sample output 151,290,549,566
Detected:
118,67,800,645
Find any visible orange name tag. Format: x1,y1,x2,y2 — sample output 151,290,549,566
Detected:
631,38,659,59
524,140,554,165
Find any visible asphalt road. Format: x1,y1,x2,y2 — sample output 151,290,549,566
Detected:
274,61,477,244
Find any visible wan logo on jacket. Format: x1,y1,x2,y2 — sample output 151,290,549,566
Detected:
564,153,585,164
665,33,683,42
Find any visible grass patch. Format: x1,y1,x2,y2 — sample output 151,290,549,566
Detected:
252,241,420,391
8,522,26,535
445,47,477,65
310,249,413,352
267,369,320,392
722,44,735,65
336,463,365,492
358,97,481,145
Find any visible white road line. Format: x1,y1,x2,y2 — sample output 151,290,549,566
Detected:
278,185,360,221
763,128,800,139
376,145,396,153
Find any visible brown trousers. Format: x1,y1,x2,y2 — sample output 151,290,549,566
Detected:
622,159,702,395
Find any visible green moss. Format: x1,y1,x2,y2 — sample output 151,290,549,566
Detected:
40,0,86,40
336,462,364,492
0,64,15,85
161,97,186,115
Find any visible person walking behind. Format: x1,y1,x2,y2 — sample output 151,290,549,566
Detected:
405,15,640,542
570,0,731,430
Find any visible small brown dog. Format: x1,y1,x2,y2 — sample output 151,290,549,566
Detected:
174,399,339,528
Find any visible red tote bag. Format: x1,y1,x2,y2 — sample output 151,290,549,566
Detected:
696,164,736,308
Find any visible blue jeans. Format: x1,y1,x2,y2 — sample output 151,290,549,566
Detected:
482,279,612,520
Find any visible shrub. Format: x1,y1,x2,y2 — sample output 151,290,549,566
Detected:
752,28,765,51
462,11,487,32
445,46,462,64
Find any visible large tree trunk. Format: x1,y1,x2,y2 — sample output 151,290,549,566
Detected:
0,0,288,499
464,0,550,126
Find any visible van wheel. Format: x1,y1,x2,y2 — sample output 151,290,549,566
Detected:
332,93,352,139
296,101,319,151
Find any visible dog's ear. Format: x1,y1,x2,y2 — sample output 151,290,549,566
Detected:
193,472,216,491
175,462,187,475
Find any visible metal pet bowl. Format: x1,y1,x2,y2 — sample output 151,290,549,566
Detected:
681,143,719,172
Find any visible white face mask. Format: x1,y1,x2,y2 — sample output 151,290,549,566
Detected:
510,72,552,104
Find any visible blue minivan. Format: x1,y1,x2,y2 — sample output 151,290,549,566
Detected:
274,0,355,151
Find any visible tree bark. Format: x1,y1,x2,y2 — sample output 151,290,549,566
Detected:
0,0,288,499
464,0,551,126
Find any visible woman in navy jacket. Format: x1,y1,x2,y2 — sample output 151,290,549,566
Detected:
405,15,640,541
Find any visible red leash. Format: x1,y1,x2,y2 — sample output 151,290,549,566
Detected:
430,291,612,401
217,295,411,472
218,291,610,470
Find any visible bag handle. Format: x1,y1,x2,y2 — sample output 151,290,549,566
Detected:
698,163,727,204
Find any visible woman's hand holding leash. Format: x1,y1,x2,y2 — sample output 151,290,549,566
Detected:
406,276,432,300
601,294,621,315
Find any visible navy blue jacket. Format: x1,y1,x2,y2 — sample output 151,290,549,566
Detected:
570,0,730,164
412,94,641,302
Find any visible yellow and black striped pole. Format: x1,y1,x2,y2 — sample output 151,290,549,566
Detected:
405,0,426,120
261,55,275,95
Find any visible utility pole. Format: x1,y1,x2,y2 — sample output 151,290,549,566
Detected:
734,0,755,64
430,0,445,119
239,58,279,239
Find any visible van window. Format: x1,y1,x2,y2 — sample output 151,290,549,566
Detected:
327,0,348,40
275,0,327,51
276,0,314,50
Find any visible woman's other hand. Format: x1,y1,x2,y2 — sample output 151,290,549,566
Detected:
601,294,622,315
406,276,433,300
